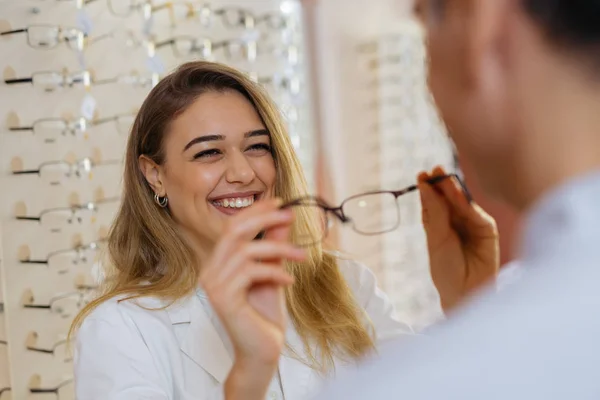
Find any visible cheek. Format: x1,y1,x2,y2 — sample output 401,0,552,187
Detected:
168,164,222,206
193,167,223,199
252,155,277,191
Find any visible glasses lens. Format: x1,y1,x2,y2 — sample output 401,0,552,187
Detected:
33,119,67,143
28,26,59,49
47,250,77,273
32,72,62,92
51,294,83,319
220,8,245,27
63,28,85,51
342,192,399,235
116,114,135,135
288,204,327,247
39,209,74,231
108,0,134,16
172,37,194,57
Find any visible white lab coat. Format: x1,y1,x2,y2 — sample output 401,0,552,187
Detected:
315,170,600,399
74,257,412,400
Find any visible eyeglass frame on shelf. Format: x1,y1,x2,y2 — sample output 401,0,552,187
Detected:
9,112,137,138
12,157,120,178
0,25,87,51
29,377,73,395
20,238,107,272
3,69,92,91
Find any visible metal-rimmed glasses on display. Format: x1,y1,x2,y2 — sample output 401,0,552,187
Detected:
154,36,213,59
155,36,257,62
256,74,301,97
26,332,71,363
22,289,94,319
4,70,92,92
12,157,120,184
20,239,107,273
9,112,136,142
281,174,472,247
0,25,86,51
29,376,73,398
16,198,119,230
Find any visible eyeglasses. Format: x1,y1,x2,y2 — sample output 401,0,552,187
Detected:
256,74,301,97
254,12,291,30
12,157,120,184
154,36,257,62
20,239,107,273
154,36,213,59
26,332,71,362
0,25,86,51
4,69,92,92
31,0,100,8
29,375,73,398
16,197,119,230
9,112,136,143
281,174,472,247
93,71,160,89
22,288,93,319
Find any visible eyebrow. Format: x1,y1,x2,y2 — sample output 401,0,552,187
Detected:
182,129,270,152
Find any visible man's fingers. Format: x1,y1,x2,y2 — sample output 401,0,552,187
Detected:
418,171,451,228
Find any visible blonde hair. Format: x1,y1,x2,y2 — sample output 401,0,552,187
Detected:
70,61,374,373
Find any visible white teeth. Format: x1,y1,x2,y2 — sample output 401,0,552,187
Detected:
213,196,255,209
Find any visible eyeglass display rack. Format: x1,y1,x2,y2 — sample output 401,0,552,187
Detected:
0,1,314,398
350,21,456,331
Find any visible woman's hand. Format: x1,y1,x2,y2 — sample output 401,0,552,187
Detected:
199,199,306,400
418,166,500,313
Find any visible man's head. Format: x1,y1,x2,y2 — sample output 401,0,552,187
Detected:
418,0,600,209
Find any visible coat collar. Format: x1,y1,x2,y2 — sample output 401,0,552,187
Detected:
165,295,316,398
165,294,233,383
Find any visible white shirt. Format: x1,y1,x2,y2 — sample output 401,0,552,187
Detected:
74,257,413,400
195,289,286,399
315,170,600,400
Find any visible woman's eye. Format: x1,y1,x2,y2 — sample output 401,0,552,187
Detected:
193,149,222,159
247,143,272,153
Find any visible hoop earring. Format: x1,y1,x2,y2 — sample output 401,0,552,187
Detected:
154,192,168,208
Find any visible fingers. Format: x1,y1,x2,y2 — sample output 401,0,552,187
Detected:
417,171,451,228
207,262,294,316
431,166,472,217
227,198,293,242
202,240,306,287
212,200,295,266
418,166,496,230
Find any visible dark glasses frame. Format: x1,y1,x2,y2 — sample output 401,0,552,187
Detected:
281,173,472,237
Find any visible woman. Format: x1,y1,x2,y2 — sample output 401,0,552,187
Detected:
71,61,499,400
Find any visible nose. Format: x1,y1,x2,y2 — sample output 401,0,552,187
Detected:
225,150,256,185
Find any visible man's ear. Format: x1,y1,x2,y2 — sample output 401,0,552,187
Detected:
464,0,512,90
139,155,165,196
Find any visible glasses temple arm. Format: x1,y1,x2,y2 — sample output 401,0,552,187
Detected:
4,77,34,84
0,28,27,36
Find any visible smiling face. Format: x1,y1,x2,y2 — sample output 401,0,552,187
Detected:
140,89,276,251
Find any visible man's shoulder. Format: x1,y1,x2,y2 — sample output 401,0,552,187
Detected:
317,258,600,399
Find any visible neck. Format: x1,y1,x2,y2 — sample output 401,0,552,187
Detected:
508,53,600,212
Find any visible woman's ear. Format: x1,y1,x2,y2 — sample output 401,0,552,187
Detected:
139,155,165,196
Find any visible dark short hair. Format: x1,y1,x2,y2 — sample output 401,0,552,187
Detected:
524,0,600,58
